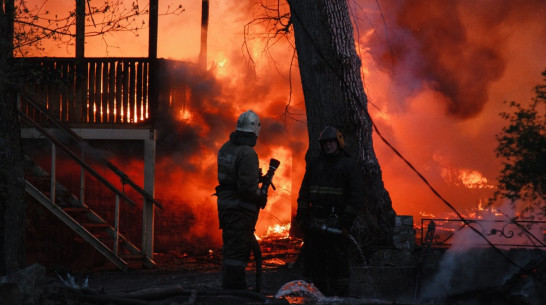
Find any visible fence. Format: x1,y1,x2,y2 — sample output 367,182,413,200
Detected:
421,218,546,248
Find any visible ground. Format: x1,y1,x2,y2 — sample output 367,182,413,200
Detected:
22,236,546,305
39,237,308,305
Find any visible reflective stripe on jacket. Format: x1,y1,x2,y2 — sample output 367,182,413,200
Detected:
297,151,364,229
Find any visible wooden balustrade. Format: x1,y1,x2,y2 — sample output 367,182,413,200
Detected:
15,57,156,126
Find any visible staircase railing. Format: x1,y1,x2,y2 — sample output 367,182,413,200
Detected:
18,92,163,270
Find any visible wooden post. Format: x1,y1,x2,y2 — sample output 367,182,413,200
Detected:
142,0,159,263
108,62,116,123
142,129,156,265
136,61,143,122
75,0,86,122
199,0,209,69
149,0,158,60
148,0,159,122
76,0,85,58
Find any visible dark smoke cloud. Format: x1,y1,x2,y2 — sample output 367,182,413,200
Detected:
367,0,546,119
154,61,235,172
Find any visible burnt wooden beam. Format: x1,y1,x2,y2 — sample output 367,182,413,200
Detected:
199,0,209,69
76,0,85,58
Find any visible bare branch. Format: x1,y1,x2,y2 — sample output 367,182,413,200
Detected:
13,0,185,55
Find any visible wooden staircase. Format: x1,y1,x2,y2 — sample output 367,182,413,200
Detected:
19,95,161,271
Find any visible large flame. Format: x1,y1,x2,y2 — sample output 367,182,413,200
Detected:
21,0,546,246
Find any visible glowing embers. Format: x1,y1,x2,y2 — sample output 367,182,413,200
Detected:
179,109,193,121
263,223,291,239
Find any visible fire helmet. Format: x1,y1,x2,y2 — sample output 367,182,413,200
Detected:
236,110,261,136
318,126,345,149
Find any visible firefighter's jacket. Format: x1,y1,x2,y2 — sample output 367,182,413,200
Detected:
297,150,364,231
216,131,261,213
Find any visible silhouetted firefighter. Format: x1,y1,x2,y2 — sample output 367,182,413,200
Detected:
214,110,279,291
296,126,365,296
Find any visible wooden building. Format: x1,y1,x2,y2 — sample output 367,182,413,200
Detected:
16,0,210,271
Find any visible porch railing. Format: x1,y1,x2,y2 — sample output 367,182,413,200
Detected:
14,57,155,126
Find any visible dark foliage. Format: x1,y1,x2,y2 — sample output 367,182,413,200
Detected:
493,69,545,216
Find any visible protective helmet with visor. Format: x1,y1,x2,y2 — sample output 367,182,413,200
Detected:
318,126,345,149
236,110,261,137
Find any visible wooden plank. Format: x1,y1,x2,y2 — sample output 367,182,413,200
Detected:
108,62,116,123
128,61,135,123
94,60,102,123
68,62,77,122
136,61,143,122
123,61,129,123
115,61,123,123
88,62,95,123
51,62,61,121
41,61,51,123
102,61,108,123
60,62,69,122
142,61,149,121
75,60,86,122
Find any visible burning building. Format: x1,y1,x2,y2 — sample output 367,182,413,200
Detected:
13,3,546,303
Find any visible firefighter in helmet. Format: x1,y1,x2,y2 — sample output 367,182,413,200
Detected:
215,110,267,290
296,125,365,296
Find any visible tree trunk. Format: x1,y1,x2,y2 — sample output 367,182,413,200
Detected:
0,0,26,275
289,0,396,247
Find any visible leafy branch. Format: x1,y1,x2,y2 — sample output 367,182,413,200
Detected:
492,69,546,217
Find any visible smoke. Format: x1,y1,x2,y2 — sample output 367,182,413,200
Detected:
420,201,546,301
351,0,546,218
363,0,546,118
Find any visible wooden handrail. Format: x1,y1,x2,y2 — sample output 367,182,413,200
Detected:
18,110,137,207
19,91,164,209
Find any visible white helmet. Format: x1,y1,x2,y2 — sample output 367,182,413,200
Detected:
236,110,261,136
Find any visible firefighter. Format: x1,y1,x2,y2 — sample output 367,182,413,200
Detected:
215,110,267,290
296,126,365,296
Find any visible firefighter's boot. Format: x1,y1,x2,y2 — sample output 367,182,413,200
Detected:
222,265,247,290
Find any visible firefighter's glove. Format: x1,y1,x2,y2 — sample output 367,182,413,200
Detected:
257,190,268,209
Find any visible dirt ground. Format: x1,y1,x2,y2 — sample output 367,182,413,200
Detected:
40,237,310,305
22,235,544,305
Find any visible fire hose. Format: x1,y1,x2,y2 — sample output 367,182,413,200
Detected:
251,235,263,292
258,158,281,209
252,158,280,292
317,224,367,264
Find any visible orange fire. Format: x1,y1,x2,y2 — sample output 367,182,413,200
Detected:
263,223,291,239
20,0,546,250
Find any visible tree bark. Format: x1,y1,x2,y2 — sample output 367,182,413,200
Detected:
0,0,27,275
289,0,396,247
